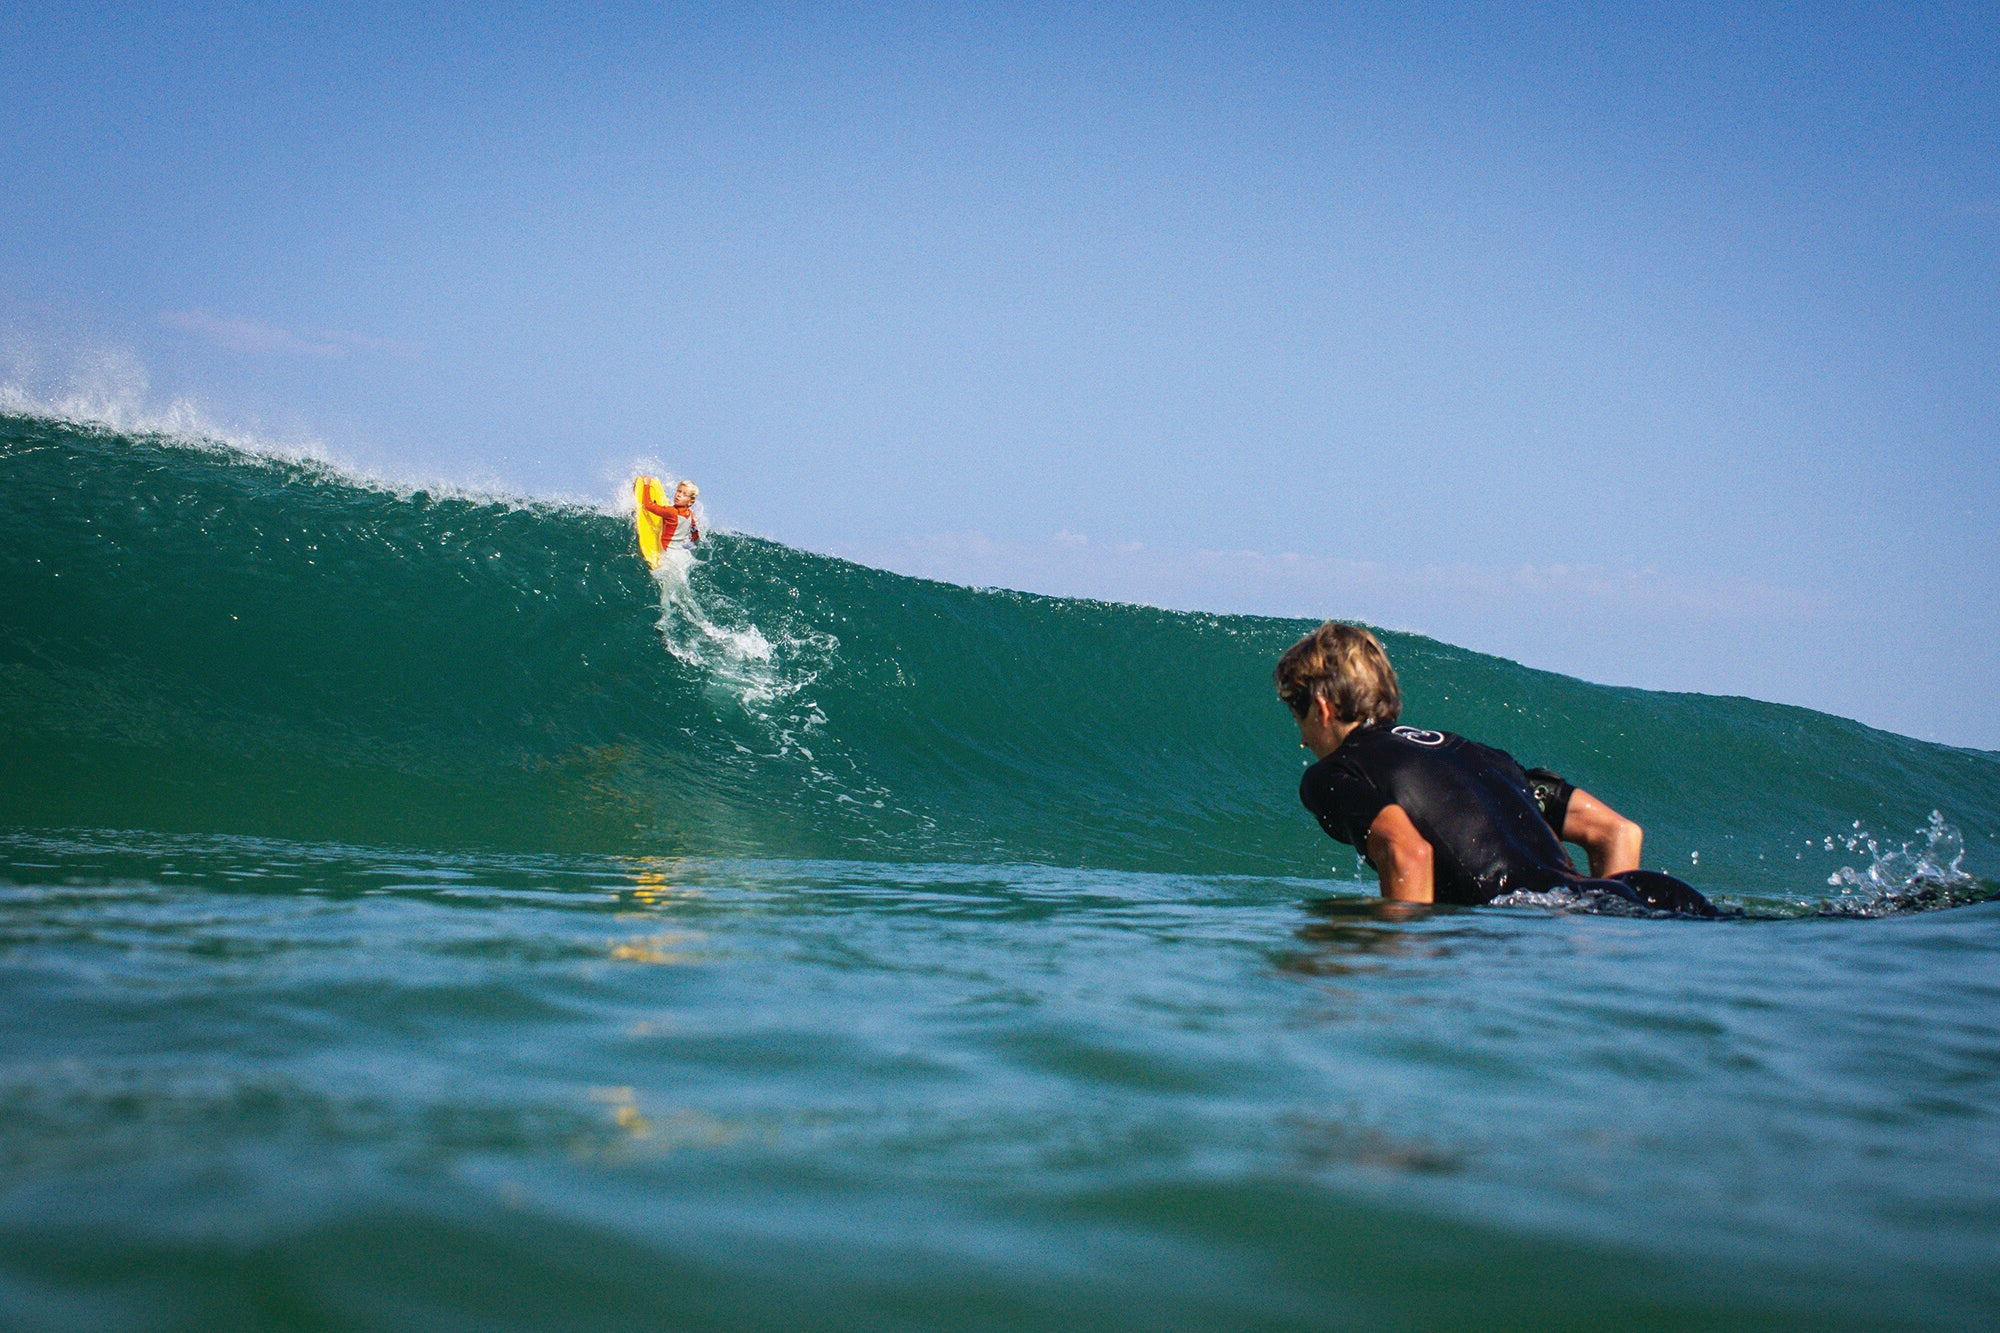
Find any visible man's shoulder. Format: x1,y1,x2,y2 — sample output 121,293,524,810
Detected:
1370,724,1530,776
1300,747,1373,803
1299,748,1390,847
1300,750,1347,793
1343,722,1464,757
1382,723,1458,750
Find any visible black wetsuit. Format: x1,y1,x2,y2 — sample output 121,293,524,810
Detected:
1300,722,1716,916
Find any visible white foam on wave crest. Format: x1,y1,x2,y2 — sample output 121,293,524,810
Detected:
1,343,292,457
1,339,616,519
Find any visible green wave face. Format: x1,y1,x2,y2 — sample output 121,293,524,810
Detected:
5,414,1997,897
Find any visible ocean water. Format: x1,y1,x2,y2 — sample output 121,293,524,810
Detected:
3,414,1998,1329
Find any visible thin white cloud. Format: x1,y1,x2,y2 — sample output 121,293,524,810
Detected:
159,310,423,360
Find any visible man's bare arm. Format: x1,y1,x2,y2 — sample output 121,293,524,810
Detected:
1366,805,1435,904
1560,789,1642,877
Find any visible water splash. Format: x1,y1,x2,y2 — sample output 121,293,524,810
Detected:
1487,885,1661,917
1484,882,1729,918
1817,812,1991,916
1491,817,1997,919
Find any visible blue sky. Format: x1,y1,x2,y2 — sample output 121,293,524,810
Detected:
4,2,1996,747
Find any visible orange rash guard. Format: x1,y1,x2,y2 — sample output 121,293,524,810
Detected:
641,497,700,547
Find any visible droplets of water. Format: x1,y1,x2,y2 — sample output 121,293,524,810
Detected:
1818,812,1987,916
1487,884,1662,917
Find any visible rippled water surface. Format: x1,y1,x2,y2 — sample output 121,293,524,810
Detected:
3,831,1996,1330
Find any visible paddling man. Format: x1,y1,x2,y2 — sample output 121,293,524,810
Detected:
640,480,702,552
1276,622,1717,916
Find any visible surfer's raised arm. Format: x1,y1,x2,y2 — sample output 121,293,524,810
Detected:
1275,622,1716,916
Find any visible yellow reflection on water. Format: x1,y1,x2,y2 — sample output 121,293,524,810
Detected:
584,1086,754,1155
622,861,704,910
608,930,705,964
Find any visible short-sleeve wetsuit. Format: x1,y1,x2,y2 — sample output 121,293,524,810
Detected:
1299,721,1717,915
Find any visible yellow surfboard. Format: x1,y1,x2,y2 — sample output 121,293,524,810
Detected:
633,475,666,570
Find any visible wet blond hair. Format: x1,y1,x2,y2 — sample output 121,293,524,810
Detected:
1273,622,1402,725
675,480,699,501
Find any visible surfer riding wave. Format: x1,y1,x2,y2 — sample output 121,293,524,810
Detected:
638,479,701,567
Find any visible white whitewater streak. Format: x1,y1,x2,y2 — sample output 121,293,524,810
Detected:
645,545,917,831
651,546,834,731
654,548,775,684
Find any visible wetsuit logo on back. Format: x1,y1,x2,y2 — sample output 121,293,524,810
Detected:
1390,726,1446,746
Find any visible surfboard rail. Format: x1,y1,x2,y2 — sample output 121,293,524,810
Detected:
633,476,665,569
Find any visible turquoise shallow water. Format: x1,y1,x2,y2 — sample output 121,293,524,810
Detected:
4,414,2000,1328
